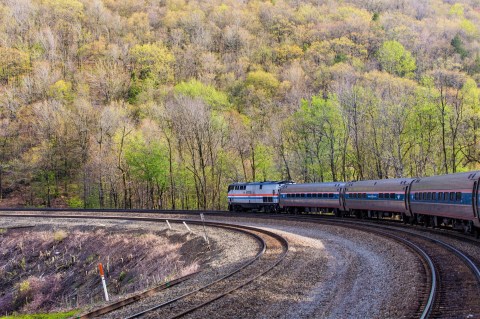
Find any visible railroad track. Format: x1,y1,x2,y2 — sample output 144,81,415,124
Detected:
250,215,480,318
0,213,289,319
123,225,288,319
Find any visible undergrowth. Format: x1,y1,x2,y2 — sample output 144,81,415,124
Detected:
0,309,78,319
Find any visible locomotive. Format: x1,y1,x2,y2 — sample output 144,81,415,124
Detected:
227,171,480,235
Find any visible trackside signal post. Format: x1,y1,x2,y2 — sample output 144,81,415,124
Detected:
98,263,109,302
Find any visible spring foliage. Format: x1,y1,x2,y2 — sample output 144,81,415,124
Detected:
0,0,479,209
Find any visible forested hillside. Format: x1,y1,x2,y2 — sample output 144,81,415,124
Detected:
0,0,479,209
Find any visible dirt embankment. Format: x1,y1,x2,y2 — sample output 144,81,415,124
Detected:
0,225,205,315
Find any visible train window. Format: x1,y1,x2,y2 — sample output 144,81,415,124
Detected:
432,192,436,200
302,193,306,198
228,186,232,191
427,192,431,200
444,192,449,201
450,192,455,201
438,192,443,200
456,192,462,201
329,193,334,198
379,193,383,199
260,185,263,190
322,193,326,198
363,193,367,198
390,193,395,199
307,193,312,198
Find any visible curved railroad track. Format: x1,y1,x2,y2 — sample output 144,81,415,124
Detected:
0,212,289,319
244,215,480,318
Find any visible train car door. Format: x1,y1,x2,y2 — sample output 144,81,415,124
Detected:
405,180,414,216
339,187,346,211
473,178,480,221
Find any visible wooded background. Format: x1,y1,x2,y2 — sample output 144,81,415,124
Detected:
0,0,479,209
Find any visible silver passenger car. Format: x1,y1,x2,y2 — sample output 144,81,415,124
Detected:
279,182,344,213
344,178,415,217
410,171,480,228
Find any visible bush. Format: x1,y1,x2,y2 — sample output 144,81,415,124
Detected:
67,197,83,208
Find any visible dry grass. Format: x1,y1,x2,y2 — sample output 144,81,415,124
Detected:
0,226,205,316
53,230,68,242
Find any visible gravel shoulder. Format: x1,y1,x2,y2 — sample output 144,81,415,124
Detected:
187,216,423,319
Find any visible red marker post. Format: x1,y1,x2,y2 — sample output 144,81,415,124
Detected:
98,263,109,302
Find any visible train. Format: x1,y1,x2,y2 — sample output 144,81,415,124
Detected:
227,171,480,235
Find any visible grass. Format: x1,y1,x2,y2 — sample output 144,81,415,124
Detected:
0,310,79,319
53,230,68,242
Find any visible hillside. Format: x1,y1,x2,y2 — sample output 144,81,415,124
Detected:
0,0,479,209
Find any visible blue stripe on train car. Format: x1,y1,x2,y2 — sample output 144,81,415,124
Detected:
347,194,404,200
410,192,472,205
228,196,279,199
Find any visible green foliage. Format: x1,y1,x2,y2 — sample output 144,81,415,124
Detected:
0,310,79,319
460,19,478,37
130,43,175,84
245,70,280,98
174,79,231,110
67,196,84,208
48,80,74,103
451,34,468,59
253,144,279,181
377,40,416,77
125,131,169,188
449,3,464,17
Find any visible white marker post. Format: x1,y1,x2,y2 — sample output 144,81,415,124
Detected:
98,263,109,302
183,221,192,233
200,213,210,249
166,220,172,230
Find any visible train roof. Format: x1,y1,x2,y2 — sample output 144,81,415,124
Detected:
228,181,293,186
344,177,415,192
411,171,480,190
280,182,345,192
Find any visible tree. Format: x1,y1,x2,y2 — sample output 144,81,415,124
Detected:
377,40,416,78
0,47,30,84
129,43,175,84
125,129,169,209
